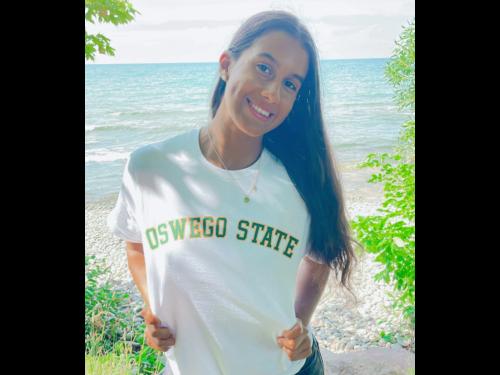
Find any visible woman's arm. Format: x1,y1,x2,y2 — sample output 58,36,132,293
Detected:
125,241,150,308
294,255,331,326
126,241,176,351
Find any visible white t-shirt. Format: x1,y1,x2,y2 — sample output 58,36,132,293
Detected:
108,127,313,375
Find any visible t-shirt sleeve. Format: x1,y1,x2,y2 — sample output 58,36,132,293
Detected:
107,157,142,243
304,252,327,265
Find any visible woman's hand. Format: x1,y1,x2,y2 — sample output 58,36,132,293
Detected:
140,306,176,352
276,318,312,361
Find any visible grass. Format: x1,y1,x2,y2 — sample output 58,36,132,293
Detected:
85,354,135,374
85,255,166,375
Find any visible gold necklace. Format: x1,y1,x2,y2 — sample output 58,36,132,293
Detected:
206,127,263,203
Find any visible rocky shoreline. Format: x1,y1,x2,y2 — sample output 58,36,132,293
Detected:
85,190,414,355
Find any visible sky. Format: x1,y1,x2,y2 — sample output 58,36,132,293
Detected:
86,0,414,64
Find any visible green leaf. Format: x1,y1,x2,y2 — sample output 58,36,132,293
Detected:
85,0,140,61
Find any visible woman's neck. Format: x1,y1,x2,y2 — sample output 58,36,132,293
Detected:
200,111,263,171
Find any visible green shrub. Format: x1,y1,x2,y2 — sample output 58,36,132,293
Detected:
352,152,415,323
85,255,166,374
351,19,415,333
85,255,133,355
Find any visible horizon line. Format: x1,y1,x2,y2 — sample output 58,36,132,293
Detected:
85,56,391,66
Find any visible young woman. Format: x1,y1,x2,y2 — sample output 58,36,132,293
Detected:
108,10,357,375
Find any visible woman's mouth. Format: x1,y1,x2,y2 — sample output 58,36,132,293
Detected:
246,97,274,122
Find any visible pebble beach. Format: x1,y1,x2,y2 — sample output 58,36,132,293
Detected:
85,170,414,355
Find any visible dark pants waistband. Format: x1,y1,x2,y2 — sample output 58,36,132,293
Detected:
294,335,325,375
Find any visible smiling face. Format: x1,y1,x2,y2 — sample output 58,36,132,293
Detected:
218,31,309,137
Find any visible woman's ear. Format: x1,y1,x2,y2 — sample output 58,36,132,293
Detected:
219,51,231,82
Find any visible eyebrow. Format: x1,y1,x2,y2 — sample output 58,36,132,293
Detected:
257,52,305,84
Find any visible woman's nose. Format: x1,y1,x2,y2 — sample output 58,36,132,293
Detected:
261,81,280,103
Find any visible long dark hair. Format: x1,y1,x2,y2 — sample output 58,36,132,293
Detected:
210,10,358,292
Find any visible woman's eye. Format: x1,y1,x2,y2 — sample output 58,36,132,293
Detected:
256,63,271,75
285,80,297,91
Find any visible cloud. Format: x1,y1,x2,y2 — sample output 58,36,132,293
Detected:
124,19,240,32
86,0,414,63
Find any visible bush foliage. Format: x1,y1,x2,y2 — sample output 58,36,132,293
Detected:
85,0,140,61
352,19,415,329
85,255,165,374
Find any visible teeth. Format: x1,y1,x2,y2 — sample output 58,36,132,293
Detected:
249,100,271,117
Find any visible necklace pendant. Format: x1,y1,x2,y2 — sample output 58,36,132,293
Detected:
244,196,250,203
